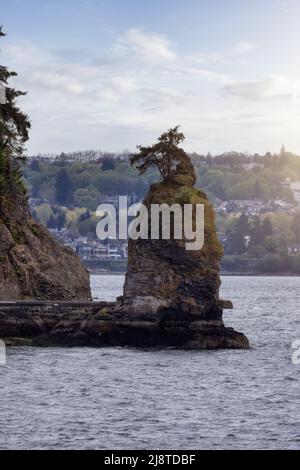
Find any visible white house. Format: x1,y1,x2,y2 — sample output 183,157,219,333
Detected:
291,182,300,203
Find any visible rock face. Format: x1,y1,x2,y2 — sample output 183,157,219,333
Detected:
0,170,91,301
119,158,249,349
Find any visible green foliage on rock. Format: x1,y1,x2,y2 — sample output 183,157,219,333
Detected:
130,126,190,182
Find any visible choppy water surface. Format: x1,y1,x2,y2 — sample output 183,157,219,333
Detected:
0,276,299,449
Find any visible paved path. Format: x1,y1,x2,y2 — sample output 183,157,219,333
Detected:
0,300,114,308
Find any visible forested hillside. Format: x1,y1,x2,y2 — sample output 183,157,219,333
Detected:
23,149,300,208
21,149,300,274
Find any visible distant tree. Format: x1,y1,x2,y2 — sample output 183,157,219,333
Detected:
225,213,250,254
206,152,213,167
207,180,226,199
73,187,101,211
133,178,148,198
280,145,286,157
32,203,53,225
261,217,273,238
226,230,246,255
55,168,72,205
292,254,300,273
264,235,278,254
58,152,68,161
221,255,239,271
102,157,115,171
47,214,57,229
291,213,300,242
237,213,250,235
250,216,266,246
254,179,263,199
248,244,266,257
78,217,97,237
30,160,40,172
130,126,190,181
265,152,272,158
56,212,66,229
79,209,91,222
260,254,284,273
227,180,254,200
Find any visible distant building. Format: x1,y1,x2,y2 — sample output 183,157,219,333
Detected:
77,236,89,244
108,246,121,260
280,179,291,189
280,180,300,203
242,163,264,171
291,182,300,203
102,196,120,206
216,199,272,217
92,243,110,259
288,244,300,256
76,243,92,259
273,200,295,214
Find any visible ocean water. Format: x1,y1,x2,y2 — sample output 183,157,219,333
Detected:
0,275,299,450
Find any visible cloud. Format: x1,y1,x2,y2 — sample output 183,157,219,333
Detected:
114,28,176,63
4,29,234,111
229,41,256,56
223,75,300,103
3,27,299,155
189,41,256,65
179,66,231,84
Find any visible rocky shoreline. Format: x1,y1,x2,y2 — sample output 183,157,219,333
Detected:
0,301,249,349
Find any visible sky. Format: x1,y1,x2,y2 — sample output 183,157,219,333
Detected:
1,0,300,155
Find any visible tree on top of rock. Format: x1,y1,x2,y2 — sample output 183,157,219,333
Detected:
0,27,31,160
130,126,191,182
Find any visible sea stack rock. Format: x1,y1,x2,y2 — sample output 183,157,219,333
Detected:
0,163,91,301
120,153,249,349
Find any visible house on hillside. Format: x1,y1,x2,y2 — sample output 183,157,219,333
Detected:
280,180,300,203
242,163,264,171
288,244,300,256
291,182,300,203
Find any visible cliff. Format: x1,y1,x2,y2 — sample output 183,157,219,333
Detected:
0,32,92,301
0,159,91,300
118,158,249,349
